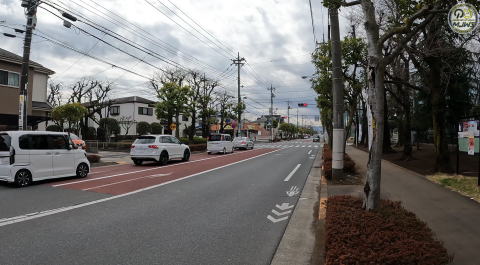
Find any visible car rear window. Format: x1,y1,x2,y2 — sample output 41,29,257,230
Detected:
209,135,222,141
0,134,11,151
134,136,156,144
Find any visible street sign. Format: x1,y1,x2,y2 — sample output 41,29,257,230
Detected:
170,123,177,131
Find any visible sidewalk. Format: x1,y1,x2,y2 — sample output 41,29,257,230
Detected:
347,146,480,265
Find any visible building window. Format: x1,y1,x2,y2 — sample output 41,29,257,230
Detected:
0,70,20,87
182,115,188,122
110,106,120,116
138,107,153,116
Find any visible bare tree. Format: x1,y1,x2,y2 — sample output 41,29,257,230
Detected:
119,116,134,135
47,82,63,108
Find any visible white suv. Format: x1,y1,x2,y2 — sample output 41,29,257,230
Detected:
0,131,90,187
130,135,191,166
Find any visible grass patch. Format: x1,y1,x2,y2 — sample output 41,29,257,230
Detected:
427,174,480,203
325,196,451,265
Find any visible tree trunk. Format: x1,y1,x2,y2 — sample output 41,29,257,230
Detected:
189,110,196,141
383,90,394,153
361,0,385,211
427,57,451,172
361,101,368,146
175,112,180,138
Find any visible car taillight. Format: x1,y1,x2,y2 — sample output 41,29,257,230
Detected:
148,145,159,149
241,141,246,144
130,145,135,149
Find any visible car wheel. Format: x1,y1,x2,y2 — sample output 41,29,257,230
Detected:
133,159,143,166
223,147,227,154
160,152,169,165
251,144,254,149
76,163,89,178
14,169,32,187
182,149,190,161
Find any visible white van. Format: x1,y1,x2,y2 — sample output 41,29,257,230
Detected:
207,134,234,154
130,135,191,166
0,131,91,187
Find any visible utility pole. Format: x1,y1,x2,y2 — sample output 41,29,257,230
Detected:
19,0,38,130
287,100,290,124
329,6,345,179
268,85,275,142
231,52,245,137
296,108,299,138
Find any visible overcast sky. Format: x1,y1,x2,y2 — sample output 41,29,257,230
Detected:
0,0,351,126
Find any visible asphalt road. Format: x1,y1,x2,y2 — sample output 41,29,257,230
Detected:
0,140,319,265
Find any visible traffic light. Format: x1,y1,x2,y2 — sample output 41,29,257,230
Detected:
298,103,308,107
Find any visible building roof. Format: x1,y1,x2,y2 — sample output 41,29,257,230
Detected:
0,48,55,75
32,101,53,111
109,96,156,105
83,96,156,108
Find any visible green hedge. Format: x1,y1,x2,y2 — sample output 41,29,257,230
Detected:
179,137,207,145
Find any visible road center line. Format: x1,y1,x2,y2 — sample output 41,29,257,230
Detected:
82,173,172,191
53,149,258,187
284,164,301,182
0,149,279,228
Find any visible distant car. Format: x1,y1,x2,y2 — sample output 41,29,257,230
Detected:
313,135,320,142
207,134,234,154
233,137,254,150
69,133,86,150
130,135,190,166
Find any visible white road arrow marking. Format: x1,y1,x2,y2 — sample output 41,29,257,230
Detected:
276,203,294,211
271,209,292,216
267,215,289,223
286,186,300,197
284,164,301,182
307,150,312,155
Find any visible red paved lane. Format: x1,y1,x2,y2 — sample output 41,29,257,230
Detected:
53,149,276,195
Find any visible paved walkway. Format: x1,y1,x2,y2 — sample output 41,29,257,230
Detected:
346,146,480,265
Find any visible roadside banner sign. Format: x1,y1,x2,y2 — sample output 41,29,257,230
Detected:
170,123,177,131
469,136,475,155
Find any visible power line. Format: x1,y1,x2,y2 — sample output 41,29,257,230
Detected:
52,0,227,77
307,0,317,46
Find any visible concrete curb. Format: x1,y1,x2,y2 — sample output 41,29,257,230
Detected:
270,151,322,265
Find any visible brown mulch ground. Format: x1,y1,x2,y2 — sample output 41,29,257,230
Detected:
356,143,479,177
325,196,451,265
323,145,364,185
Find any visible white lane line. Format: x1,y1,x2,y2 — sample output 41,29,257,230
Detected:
301,145,306,148
308,145,312,148
284,164,301,182
82,173,172,191
307,150,312,155
0,149,280,228
295,145,300,147
53,149,259,187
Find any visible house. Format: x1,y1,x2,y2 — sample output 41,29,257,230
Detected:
0,48,55,130
85,96,192,137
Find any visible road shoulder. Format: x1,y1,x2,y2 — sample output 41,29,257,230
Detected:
270,150,322,265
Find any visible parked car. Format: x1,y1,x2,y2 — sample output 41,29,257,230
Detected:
207,134,234,154
0,131,90,187
130,135,190,166
69,133,86,150
233,137,254,150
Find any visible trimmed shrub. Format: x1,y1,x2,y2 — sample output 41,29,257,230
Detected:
46,124,62,132
97,127,106,141
81,126,97,140
137,121,151,135
325,196,451,265
322,144,356,180
188,144,207,152
151,122,163,134
86,154,101,163
179,137,207,145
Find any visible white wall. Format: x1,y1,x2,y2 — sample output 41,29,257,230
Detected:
32,73,47,102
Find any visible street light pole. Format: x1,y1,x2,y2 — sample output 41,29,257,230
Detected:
18,0,38,130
